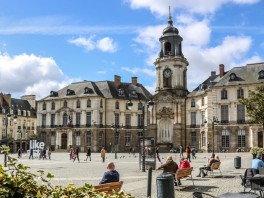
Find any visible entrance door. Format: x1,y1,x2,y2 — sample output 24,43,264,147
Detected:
258,132,263,148
61,133,67,149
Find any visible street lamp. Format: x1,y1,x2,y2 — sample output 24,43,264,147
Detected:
111,124,121,159
3,108,17,167
127,98,154,172
204,116,219,154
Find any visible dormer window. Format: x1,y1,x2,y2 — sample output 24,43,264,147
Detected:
66,89,75,96
118,88,124,96
50,91,58,97
229,73,236,81
130,90,138,98
84,87,94,94
259,70,264,79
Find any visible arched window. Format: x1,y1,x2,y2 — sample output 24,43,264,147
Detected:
115,101,119,109
238,129,246,147
87,99,91,108
76,99,80,108
221,129,230,148
191,99,195,107
51,101,55,110
164,42,171,55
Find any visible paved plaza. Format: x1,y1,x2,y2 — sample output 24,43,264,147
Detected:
0,151,253,198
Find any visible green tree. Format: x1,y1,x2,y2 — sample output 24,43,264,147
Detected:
240,85,264,129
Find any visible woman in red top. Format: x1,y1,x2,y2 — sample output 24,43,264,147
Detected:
177,157,191,185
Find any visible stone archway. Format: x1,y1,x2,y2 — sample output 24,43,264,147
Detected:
61,133,67,149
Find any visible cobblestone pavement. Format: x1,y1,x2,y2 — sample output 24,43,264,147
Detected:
0,152,252,198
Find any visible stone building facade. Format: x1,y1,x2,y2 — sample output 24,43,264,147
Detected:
186,63,264,152
36,76,152,152
0,93,37,152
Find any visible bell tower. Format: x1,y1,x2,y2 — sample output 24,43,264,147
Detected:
155,6,188,96
151,7,189,150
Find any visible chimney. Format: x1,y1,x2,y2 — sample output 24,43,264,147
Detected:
131,77,138,85
114,75,121,87
211,71,216,77
3,93,11,106
219,64,225,78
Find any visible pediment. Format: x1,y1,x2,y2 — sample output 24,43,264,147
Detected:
56,106,74,113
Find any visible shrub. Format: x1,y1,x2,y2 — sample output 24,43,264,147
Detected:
0,145,134,198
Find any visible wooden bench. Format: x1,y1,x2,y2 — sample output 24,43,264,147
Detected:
93,181,123,195
175,167,194,186
207,161,222,177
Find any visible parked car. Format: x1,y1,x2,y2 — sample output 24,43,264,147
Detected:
169,148,179,153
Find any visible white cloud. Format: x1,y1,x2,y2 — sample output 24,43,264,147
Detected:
121,67,155,77
97,70,107,74
0,53,77,99
68,36,118,53
126,0,261,16
96,37,118,53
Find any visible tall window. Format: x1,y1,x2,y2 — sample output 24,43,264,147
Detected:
115,101,119,109
51,101,55,110
138,102,143,110
221,89,228,99
125,131,131,150
86,131,91,146
76,131,81,146
42,114,46,126
201,131,206,147
98,131,103,147
191,132,196,147
63,113,68,126
100,99,103,108
237,104,245,124
201,111,205,126
191,99,195,107
63,100,67,107
238,129,246,147
99,112,103,126
76,112,81,127
40,131,46,143
125,114,131,128
86,112,91,126
191,112,196,127
138,114,143,128
221,129,230,148
114,113,119,126
51,132,56,147
87,99,91,108
51,114,55,127
76,99,80,108
221,105,229,123
237,88,244,99
201,97,204,106
43,103,46,110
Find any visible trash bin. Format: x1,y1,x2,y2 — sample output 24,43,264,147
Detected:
234,156,241,169
156,173,175,198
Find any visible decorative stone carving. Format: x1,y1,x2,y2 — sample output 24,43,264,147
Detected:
157,107,174,119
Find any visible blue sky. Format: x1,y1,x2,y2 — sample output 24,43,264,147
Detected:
0,0,264,99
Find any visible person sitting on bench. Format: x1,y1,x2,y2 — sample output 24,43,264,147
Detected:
196,154,220,178
99,162,120,184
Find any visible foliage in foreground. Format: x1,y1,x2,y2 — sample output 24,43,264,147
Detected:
0,145,134,198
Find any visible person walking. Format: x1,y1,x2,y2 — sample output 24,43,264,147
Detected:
191,148,197,159
18,148,22,159
186,145,191,162
85,147,91,161
156,146,162,164
73,147,80,163
101,147,106,163
42,148,46,160
29,148,34,159
48,148,52,160
179,145,183,158
69,147,73,160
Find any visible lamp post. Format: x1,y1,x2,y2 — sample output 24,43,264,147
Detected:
3,108,17,167
127,98,154,172
111,124,120,159
204,116,219,154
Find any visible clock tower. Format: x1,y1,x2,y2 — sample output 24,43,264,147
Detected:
152,7,189,150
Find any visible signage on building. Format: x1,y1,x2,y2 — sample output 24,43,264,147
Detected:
29,140,45,150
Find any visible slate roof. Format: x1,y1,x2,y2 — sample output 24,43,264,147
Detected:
39,80,152,101
11,98,36,117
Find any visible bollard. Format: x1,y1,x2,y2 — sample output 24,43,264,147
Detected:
234,156,241,169
156,173,175,198
147,167,152,197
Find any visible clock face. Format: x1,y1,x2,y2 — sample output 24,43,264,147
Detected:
163,69,172,78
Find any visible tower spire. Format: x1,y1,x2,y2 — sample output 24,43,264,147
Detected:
168,6,173,26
